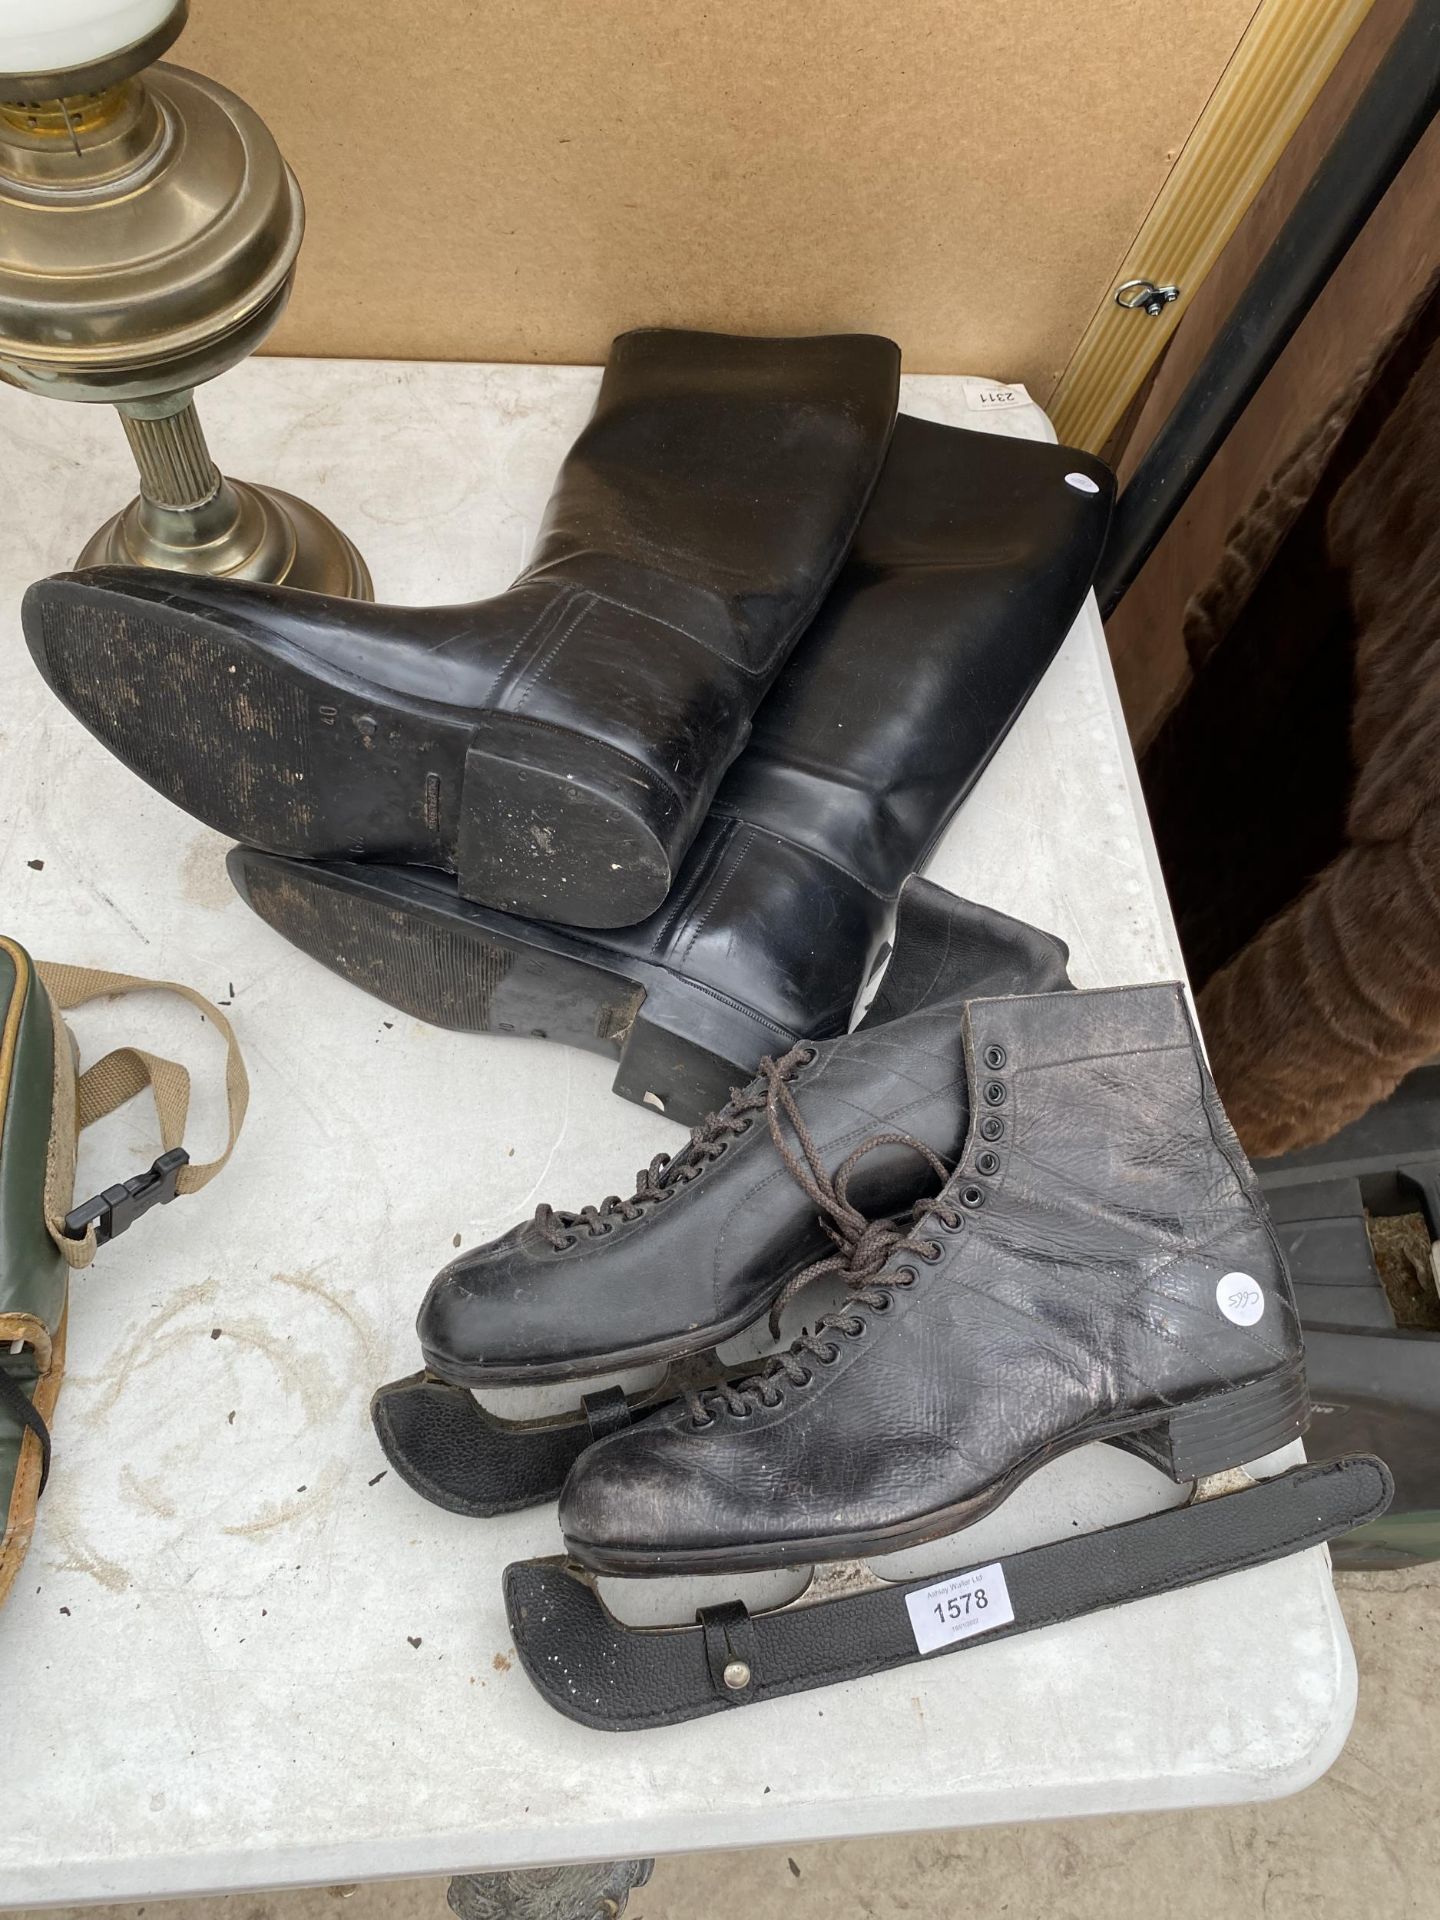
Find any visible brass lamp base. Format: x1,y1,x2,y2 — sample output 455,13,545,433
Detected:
0,28,372,603
79,477,373,596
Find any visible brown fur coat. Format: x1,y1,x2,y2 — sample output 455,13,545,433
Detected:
1199,328,1440,1155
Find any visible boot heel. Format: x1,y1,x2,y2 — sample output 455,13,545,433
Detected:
613,990,800,1128
458,715,686,929
1120,1367,1310,1481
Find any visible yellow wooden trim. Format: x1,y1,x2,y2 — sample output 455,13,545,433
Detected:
1049,0,1378,452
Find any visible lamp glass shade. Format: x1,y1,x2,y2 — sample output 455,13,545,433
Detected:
0,1,177,81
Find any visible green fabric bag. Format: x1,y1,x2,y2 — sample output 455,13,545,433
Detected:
0,939,246,1605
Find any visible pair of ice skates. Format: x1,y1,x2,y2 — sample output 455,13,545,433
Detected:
375,882,1388,1730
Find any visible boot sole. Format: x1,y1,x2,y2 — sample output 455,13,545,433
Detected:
229,849,804,1128
565,1363,1312,1576
24,579,683,928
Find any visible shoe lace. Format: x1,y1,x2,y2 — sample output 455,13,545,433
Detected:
685,1192,963,1424
533,1036,952,1310
533,1041,820,1250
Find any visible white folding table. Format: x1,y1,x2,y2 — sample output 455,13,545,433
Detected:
0,360,1354,1910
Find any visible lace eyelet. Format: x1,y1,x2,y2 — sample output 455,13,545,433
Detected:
921,1240,944,1262
894,1268,917,1288
976,1150,1001,1176
820,1340,843,1360
796,1369,815,1387
983,1044,1007,1070
847,1320,868,1339
938,1212,964,1232
961,1184,986,1209
729,1403,754,1420
872,1293,893,1313
983,1081,1007,1107
979,1115,1005,1142
691,1411,715,1430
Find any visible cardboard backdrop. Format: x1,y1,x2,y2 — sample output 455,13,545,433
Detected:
182,0,1259,393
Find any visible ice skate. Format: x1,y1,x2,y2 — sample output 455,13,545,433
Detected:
503,982,1391,1727
371,882,1073,1514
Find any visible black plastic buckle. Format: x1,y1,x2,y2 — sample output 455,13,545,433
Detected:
64,1147,190,1246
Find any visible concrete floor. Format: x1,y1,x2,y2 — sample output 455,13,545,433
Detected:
12,1568,1436,1920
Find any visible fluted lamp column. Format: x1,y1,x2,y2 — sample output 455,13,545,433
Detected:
0,0,371,596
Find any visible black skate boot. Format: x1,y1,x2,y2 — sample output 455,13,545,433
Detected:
22,329,899,930
227,414,1114,1122
505,982,1392,1728
370,881,1073,1515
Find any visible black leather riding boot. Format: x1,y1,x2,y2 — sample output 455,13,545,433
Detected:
557,982,1309,1575
22,328,900,929
227,415,1113,1123
410,880,1071,1386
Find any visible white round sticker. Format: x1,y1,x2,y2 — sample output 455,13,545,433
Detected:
1065,472,1101,494
1217,1272,1265,1327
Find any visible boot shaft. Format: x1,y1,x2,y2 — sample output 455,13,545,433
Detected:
712,415,1114,893
525,327,903,676
947,983,1302,1387
858,874,1073,1029
642,417,1111,1034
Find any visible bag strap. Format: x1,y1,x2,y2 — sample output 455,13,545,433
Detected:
35,963,249,1268
0,1367,51,1496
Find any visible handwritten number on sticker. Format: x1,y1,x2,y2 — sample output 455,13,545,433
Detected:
1216,1271,1266,1327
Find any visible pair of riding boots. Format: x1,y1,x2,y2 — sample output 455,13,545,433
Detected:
24,328,1114,1124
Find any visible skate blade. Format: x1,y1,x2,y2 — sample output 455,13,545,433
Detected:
371,1270,842,1516
371,1351,728,1517
502,1453,1392,1731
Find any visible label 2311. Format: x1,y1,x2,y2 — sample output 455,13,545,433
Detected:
966,382,1031,411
